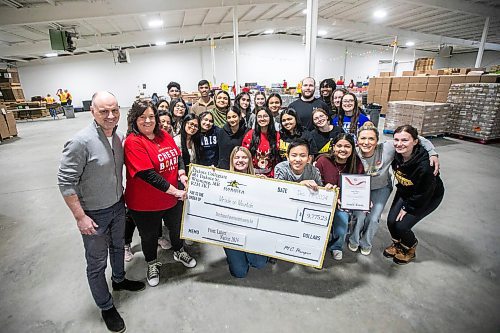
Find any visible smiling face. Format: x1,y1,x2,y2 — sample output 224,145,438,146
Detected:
302,78,315,99
199,84,210,97
168,87,180,99
281,113,297,132
255,94,266,107
233,150,250,172
268,96,281,114
137,107,156,139
173,102,186,118
239,94,250,110
256,109,270,128
90,92,120,136
312,110,328,128
394,131,418,158
216,93,229,109
333,139,353,162
184,118,199,136
159,114,172,134
226,110,240,128
320,85,333,97
358,129,378,156
332,90,344,108
288,145,310,175
342,95,356,114
200,113,214,132
157,101,169,111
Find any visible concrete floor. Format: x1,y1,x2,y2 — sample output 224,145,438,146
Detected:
0,111,499,333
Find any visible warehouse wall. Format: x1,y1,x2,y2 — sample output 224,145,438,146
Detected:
17,35,435,107
435,50,500,69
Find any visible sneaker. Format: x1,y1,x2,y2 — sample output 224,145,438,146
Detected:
360,247,372,256
147,261,162,287
112,278,146,292
184,239,194,246
124,244,133,262
348,243,359,252
101,306,125,333
332,250,343,261
173,248,197,268
157,237,172,250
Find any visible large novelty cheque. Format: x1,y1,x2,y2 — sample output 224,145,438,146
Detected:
180,165,338,268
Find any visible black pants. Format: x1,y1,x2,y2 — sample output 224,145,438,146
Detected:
125,209,168,245
128,202,183,262
387,187,444,247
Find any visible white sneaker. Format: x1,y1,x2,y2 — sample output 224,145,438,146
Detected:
124,244,133,262
348,243,359,252
360,247,372,256
332,250,343,261
157,237,172,250
147,261,162,287
173,248,197,268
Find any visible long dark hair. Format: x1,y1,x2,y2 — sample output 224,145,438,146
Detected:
280,108,305,139
330,88,348,114
330,133,358,174
127,100,162,138
169,97,188,134
266,92,282,108
254,91,267,107
215,90,231,112
250,107,278,162
199,111,215,134
338,92,360,134
180,113,201,165
234,92,252,122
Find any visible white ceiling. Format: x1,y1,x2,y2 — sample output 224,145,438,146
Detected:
0,0,499,62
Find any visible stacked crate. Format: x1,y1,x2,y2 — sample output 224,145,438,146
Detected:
384,101,450,136
0,68,25,102
367,77,392,114
447,83,500,141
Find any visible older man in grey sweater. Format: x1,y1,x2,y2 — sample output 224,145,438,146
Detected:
57,91,144,333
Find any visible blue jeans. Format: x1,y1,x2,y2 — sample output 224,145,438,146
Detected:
224,248,268,278
350,184,393,249
329,210,350,251
82,199,125,310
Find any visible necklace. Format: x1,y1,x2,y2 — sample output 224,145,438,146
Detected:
333,160,347,175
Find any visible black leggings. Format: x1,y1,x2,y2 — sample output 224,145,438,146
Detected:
124,209,164,245
128,202,183,262
387,188,444,247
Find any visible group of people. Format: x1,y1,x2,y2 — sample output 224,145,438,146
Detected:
58,75,444,332
43,89,73,120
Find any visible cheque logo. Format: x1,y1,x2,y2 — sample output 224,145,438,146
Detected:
345,177,367,186
224,180,246,194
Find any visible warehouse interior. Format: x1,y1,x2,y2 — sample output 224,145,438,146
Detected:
1,0,500,332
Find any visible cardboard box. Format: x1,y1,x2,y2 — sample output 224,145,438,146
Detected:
380,71,394,77
415,84,427,92
0,110,10,139
400,82,409,90
426,70,445,76
402,71,414,76
409,77,428,84
392,77,402,84
382,83,391,91
369,78,379,86
391,83,400,91
435,92,448,103
426,84,439,93
399,91,407,100
374,85,382,95
480,75,500,83
438,84,451,92
399,77,410,84
427,76,440,84
451,76,467,84
424,92,437,102
408,83,418,91
380,77,392,84
373,96,381,104
439,76,453,84
4,110,17,136
406,91,419,100
415,92,425,100
367,94,374,103
465,75,481,83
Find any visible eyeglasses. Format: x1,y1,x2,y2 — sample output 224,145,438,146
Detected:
257,114,270,119
342,99,355,104
313,114,327,121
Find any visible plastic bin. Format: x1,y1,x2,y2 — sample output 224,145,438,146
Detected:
366,103,382,128
63,105,75,119
82,100,92,111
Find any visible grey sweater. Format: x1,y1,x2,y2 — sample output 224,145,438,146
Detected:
274,161,323,186
356,136,436,190
57,121,124,210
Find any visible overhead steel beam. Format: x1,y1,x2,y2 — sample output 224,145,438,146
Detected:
0,0,296,26
396,0,500,18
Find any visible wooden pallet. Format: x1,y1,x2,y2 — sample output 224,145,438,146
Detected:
446,133,500,144
0,134,18,142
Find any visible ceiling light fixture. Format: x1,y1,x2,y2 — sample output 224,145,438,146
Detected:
373,10,387,18
148,19,163,28
406,41,415,47
264,29,274,34
45,53,58,57
302,9,307,14
156,41,166,46
318,30,327,36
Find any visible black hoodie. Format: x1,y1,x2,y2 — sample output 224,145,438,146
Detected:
392,144,444,215
216,120,247,170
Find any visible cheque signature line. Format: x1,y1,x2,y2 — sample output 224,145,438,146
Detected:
275,251,318,262
187,213,300,239
289,198,331,206
204,202,297,222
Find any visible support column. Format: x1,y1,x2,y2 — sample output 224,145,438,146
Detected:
210,37,217,85
304,0,318,77
232,6,240,95
475,17,490,68
391,36,398,73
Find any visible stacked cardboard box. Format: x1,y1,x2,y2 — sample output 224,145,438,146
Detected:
0,102,18,140
367,77,392,114
447,83,500,140
0,68,25,102
384,101,450,136
414,58,435,71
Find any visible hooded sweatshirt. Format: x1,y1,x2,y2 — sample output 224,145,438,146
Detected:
216,120,247,170
392,144,444,215
199,126,220,166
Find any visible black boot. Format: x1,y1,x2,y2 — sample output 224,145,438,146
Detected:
112,278,146,292
101,306,125,333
